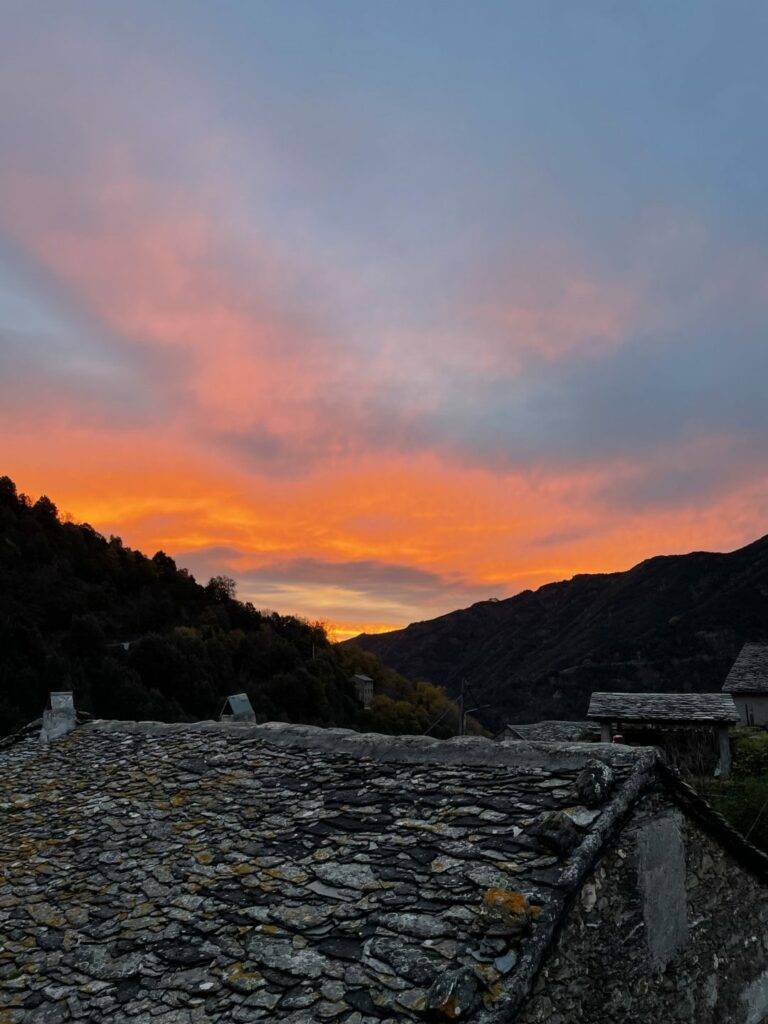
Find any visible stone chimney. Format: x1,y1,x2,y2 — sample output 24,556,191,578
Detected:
220,693,256,723
40,692,76,743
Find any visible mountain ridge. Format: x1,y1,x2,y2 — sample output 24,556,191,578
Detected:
345,535,768,727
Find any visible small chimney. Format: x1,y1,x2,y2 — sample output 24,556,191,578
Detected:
40,692,76,743
220,693,256,723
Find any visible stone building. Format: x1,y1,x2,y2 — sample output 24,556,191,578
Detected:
723,642,768,726
351,673,374,708
1,716,768,1023
587,691,739,776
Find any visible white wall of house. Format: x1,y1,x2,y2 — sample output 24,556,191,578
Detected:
732,694,768,726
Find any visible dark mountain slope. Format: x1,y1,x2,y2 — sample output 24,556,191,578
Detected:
347,536,768,727
0,475,467,737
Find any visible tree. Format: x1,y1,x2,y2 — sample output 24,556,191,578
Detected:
207,575,237,602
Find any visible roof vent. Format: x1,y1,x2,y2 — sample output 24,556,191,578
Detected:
220,693,256,723
40,691,76,743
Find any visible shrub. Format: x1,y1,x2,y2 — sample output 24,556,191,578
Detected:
732,728,768,776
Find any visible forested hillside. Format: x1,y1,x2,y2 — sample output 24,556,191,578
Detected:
0,476,468,737
349,536,768,728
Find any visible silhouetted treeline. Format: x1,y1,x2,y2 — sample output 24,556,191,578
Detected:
0,476,474,738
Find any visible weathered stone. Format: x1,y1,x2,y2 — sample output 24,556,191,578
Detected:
575,760,614,808
529,810,580,856
313,863,379,891
480,889,535,939
378,913,449,939
267,904,331,931
425,967,478,1019
245,936,326,978
367,938,438,985
220,962,265,994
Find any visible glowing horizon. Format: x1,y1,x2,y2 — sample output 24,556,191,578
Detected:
3,2,768,637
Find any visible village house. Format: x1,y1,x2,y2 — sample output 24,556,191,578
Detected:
723,643,768,726
351,673,374,709
587,691,739,777
1,709,768,1023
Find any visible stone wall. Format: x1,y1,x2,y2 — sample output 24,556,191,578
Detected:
733,695,768,727
517,790,768,1024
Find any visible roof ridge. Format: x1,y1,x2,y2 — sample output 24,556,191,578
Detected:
477,747,659,1022
81,719,654,771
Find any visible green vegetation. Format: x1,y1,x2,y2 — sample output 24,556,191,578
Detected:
0,475,477,738
696,728,768,854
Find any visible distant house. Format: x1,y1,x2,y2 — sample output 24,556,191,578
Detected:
722,643,768,726
587,691,739,777
352,672,374,708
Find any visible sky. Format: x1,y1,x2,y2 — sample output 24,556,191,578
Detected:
3,2,768,639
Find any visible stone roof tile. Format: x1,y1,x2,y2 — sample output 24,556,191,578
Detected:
0,721,658,1023
723,642,768,694
587,692,739,723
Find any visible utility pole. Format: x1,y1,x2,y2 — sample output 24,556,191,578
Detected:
457,677,491,738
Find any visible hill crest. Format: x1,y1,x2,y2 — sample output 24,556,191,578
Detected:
346,535,768,727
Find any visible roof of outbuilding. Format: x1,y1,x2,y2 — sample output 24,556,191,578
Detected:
723,643,768,694
587,691,740,723
0,719,761,1023
504,721,600,743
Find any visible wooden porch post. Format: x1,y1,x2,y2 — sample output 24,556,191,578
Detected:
600,721,612,743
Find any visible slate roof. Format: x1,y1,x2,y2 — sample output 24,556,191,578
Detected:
504,721,600,743
723,643,768,694
0,719,757,1024
587,692,740,724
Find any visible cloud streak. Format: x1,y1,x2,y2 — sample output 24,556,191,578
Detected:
3,3,768,633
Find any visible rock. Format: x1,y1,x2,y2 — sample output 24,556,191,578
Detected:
480,889,535,939
575,760,614,808
245,936,326,978
221,962,265,994
565,806,601,828
268,904,331,931
156,941,215,967
378,913,449,939
425,967,478,1018
493,949,519,974
316,937,363,960
314,863,379,891
529,810,580,855
321,980,345,1001
367,938,438,985
76,945,146,980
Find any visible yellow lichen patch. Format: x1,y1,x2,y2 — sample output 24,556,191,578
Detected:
263,866,308,884
169,793,187,807
220,962,264,993
438,994,460,1019
482,889,530,916
483,982,504,1007
229,862,255,876
195,852,214,865
472,963,500,987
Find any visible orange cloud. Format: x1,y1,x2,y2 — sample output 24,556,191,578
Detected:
3,118,768,639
